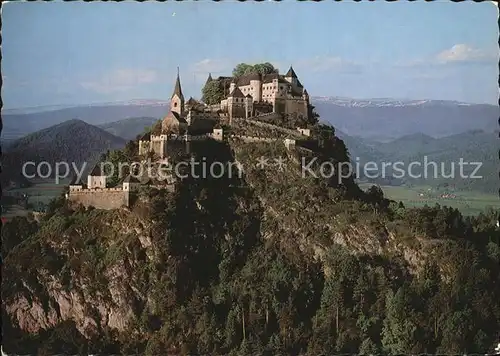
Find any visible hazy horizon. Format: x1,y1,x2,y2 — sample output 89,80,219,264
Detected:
2,1,498,109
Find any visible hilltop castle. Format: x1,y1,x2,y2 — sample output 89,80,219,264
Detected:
67,64,312,210
210,66,310,120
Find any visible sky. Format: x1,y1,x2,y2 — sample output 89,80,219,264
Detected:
2,1,498,109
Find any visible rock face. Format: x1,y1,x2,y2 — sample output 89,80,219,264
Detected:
3,208,156,339
4,135,486,355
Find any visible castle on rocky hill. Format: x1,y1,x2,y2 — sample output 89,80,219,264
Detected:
209,66,310,120
67,64,312,210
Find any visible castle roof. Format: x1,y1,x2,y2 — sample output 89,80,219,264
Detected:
296,79,303,88
262,73,280,84
227,87,245,98
245,93,253,98
165,110,188,124
285,66,298,78
303,88,308,95
205,73,213,84
89,163,104,176
186,97,197,106
171,68,184,100
139,132,151,141
246,72,261,81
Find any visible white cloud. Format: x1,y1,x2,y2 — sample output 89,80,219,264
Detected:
190,58,232,75
435,44,496,64
394,44,497,69
80,68,158,94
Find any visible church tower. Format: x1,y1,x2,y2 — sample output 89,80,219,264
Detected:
171,67,185,116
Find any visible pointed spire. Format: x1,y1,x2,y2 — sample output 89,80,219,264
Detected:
206,72,213,84
172,67,184,99
285,65,298,78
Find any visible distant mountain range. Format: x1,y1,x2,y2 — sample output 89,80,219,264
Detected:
2,119,127,186
1,103,169,142
1,113,497,194
97,117,159,140
313,98,498,142
336,128,498,193
1,98,497,142
312,96,479,107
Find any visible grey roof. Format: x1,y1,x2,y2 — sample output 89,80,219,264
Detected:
186,97,198,106
139,132,151,141
285,66,298,78
262,73,280,84
245,93,253,98
227,87,245,98
206,73,213,84
166,110,188,124
303,88,308,95
296,79,303,88
171,70,184,100
89,164,104,176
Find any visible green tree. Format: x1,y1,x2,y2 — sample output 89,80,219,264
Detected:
232,62,278,77
381,287,418,354
1,216,38,257
202,80,225,105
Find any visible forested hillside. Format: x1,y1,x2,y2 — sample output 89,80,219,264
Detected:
2,119,127,186
2,124,499,355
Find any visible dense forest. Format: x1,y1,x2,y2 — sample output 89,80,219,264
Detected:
2,119,500,355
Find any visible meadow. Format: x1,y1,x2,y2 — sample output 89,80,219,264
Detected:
2,178,69,220
359,182,500,216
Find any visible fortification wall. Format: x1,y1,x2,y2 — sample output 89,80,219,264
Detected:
229,135,276,143
68,189,129,210
285,99,308,117
245,119,305,138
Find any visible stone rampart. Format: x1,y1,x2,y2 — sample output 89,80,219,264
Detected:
68,189,129,210
245,119,305,137
229,135,276,143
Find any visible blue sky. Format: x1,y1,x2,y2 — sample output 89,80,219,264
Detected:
2,1,498,109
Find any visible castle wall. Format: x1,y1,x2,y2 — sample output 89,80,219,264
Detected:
139,141,151,156
230,135,276,143
285,99,308,117
68,189,129,210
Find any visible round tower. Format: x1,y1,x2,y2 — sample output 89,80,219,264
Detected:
249,72,262,102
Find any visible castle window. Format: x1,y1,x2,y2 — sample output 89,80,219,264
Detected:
174,102,178,107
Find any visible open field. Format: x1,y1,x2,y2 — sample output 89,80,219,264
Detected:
2,178,69,220
359,182,500,216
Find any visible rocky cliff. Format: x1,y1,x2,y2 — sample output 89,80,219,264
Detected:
2,132,499,355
